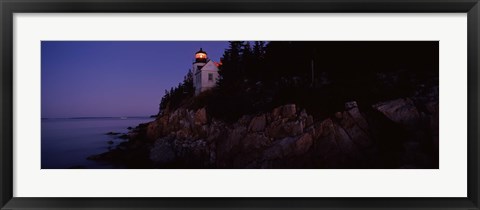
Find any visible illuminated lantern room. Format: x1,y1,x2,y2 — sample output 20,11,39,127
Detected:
195,48,208,63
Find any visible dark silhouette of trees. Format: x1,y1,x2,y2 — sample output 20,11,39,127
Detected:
251,41,266,81
217,41,243,88
159,70,194,114
161,41,438,122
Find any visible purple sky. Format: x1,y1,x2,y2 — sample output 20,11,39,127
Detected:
41,41,229,118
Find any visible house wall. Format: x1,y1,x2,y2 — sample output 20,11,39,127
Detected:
193,60,219,95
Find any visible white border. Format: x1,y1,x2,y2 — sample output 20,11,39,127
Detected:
14,13,467,197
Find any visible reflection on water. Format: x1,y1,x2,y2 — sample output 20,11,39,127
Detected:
41,117,152,169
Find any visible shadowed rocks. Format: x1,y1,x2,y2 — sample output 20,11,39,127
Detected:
89,94,438,169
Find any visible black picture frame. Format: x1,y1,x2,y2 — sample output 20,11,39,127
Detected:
1,0,479,209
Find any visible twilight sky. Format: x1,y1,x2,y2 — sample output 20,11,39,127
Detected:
41,41,229,118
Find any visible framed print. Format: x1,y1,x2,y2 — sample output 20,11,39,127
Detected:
1,0,479,209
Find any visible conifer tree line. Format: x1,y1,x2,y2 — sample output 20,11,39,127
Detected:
159,41,438,122
159,70,194,113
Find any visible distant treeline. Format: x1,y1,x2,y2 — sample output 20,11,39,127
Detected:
159,70,194,113
159,41,439,122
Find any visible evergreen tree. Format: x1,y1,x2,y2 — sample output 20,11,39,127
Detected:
251,41,266,81
217,41,243,88
241,41,254,81
183,70,194,94
158,70,195,115
253,41,266,59
159,89,170,113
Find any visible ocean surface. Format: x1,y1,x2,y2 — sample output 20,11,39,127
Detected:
41,117,152,169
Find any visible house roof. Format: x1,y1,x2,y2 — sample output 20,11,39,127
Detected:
200,60,219,71
195,60,219,75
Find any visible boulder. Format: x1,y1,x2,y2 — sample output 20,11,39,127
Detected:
186,110,195,126
333,121,362,160
146,121,161,140
299,109,308,118
294,133,313,155
237,115,253,126
312,121,325,139
282,104,297,119
262,136,297,160
313,118,361,167
267,118,303,139
248,114,267,132
266,120,285,139
319,118,334,136
339,110,371,149
262,133,312,160
305,115,314,127
222,126,246,152
169,108,186,127
283,120,304,137
334,112,343,119
271,106,282,120
346,106,369,131
206,120,224,140
175,128,191,140
373,98,420,126
194,108,208,125
345,101,358,110
242,133,270,150
305,126,316,138
314,140,343,167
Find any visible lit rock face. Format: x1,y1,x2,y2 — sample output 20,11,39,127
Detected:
194,108,208,125
248,114,267,132
371,97,439,169
372,98,420,127
107,94,438,169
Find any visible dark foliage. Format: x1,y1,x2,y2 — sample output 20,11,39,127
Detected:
159,70,194,114
161,41,439,122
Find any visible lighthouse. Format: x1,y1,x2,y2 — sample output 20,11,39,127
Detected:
192,48,219,95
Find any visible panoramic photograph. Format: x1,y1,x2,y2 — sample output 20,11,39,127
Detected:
41,41,439,169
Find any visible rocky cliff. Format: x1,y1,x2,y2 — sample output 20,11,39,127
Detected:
90,92,438,169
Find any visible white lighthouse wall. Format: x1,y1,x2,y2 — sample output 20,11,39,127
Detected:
194,71,202,95
199,69,219,90
193,62,206,95
194,60,219,95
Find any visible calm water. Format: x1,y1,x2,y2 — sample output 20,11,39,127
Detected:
41,117,152,169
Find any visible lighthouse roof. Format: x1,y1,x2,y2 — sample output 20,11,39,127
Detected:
196,48,207,55
195,60,219,74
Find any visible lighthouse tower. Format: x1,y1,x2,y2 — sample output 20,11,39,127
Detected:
192,48,219,95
